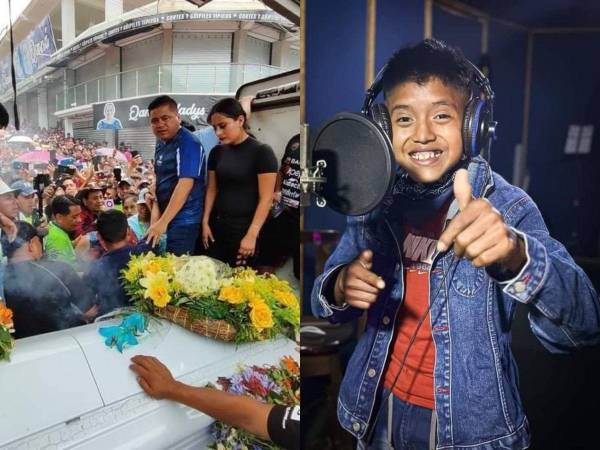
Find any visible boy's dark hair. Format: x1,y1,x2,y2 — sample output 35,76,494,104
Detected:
382,38,473,101
51,195,80,216
96,210,128,243
1,221,38,258
207,98,248,129
148,95,178,113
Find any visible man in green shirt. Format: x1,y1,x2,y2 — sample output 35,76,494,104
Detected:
44,196,82,267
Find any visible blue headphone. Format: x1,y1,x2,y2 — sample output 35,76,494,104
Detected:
361,59,497,159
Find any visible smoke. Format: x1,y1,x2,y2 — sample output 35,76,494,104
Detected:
3,260,92,338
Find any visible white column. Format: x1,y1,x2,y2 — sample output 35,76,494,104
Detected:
63,117,73,137
61,0,76,45
232,30,248,63
104,44,120,99
272,40,292,68
162,28,173,64
37,87,49,130
231,30,248,89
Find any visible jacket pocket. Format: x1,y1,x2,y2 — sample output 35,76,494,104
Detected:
451,259,486,297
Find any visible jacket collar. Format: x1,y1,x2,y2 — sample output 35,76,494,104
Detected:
370,155,495,223
445,155,495,221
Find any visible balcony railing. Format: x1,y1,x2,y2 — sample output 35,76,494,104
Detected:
56,63,285,111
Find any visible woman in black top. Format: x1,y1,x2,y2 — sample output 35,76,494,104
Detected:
202,98,277,267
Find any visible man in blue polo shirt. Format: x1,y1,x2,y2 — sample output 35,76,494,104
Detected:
145,95,204,255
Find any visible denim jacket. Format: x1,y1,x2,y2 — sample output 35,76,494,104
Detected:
311,156,600,449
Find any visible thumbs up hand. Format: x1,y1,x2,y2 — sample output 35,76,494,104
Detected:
437,169,526,271
334,250,386,309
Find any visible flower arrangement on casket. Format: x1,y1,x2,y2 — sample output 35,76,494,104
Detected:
208,355,300,450
122,253,300,344
0,303,15,361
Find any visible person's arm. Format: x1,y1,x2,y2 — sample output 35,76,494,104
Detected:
145,179,193,247
492,199,600,352
64,263,98,322
0,212,16,242
130,355,272,440
146,136,203,246
237,173,276,262
273,159,285,203
150,189,161,224
237,144,279,262
439,170,600,352
202,170,217,248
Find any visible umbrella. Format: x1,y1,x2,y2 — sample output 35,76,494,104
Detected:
7,136,34,144
15,151,66,164
95,147,128,162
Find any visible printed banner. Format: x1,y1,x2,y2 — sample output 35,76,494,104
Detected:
93,94,224,129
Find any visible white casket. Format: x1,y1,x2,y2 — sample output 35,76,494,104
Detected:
0,318,297,449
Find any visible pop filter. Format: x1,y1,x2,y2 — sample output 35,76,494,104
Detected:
310,112,395,216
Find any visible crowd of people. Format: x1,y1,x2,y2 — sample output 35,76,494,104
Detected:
0,94,300,341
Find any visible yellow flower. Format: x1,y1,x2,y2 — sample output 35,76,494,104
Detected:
143,259,163,276
218,286,245,304
123,256,144,282
235,268,257,281
249,300,273,331
273,289,298,308
140,272,171,308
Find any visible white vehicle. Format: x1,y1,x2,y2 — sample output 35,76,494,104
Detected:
0,318,296,449
238,68,300,163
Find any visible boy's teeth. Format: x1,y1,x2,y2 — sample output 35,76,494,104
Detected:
411,151,438,160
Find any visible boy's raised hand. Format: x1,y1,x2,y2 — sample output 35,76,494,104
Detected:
334,250,386,309
437,169,526,272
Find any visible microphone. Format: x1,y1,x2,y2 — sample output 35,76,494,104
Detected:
300,112,396,216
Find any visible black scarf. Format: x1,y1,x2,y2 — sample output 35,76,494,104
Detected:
392,156,468,200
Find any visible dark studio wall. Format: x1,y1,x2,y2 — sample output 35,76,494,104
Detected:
527,32,600,257
432,6,528,182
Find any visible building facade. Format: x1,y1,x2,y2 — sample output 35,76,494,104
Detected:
0,0,299,156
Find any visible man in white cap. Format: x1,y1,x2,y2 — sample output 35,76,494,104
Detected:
11,179,49,237
0,178,19,221
0,177,19,300
127,188,166,253
11,180,35,223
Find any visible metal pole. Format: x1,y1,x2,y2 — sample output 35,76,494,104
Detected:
515,31,534,189
185,65,189,92
365,0,376,88
424,0,433,38
158,65,161,93
481,17,489,53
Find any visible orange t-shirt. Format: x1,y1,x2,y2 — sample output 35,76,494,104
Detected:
383,202,449,410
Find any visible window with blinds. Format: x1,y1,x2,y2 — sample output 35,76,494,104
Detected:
172,33,233,94
121,35,164,98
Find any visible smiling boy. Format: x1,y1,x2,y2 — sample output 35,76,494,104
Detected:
311,39,600,450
